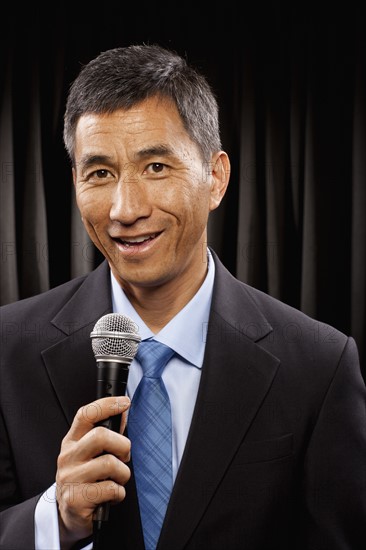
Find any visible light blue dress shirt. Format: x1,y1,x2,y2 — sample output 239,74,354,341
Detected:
34,249,215,549
111,248,215,480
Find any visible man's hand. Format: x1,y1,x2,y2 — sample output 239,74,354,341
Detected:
55,396,131,548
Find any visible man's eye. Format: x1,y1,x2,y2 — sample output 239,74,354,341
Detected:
146,163,165,174
94,169,110,178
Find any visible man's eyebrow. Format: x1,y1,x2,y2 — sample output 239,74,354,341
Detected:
134,144,175,159
77,154,115,169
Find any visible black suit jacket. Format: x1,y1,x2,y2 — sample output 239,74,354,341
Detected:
1,250,365,549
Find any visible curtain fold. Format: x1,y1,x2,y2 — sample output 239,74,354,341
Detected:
0,52,19,304
300,83,317,318
236,55,260,287
20,55,50,298
351,40,366,366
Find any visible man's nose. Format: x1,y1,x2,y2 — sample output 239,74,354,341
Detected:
109,175,151,224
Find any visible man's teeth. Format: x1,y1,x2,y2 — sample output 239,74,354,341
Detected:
121,233,157,245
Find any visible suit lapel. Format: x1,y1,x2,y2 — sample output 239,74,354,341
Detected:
41,260,113,424
159,252,280,550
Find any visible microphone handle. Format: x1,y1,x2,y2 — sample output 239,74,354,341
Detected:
93,360,130,526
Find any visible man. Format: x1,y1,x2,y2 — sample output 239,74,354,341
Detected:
0,44,365,550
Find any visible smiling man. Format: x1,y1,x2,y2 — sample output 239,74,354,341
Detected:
73,97,229,332
1,44,365,550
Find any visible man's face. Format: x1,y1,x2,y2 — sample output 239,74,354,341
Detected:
73,96,228,295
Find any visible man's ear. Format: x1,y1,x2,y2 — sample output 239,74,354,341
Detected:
209,151,231,212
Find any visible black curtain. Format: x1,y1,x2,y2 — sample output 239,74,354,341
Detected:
1,4,365,377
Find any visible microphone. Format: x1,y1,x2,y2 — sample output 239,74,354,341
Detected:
90,313,141,538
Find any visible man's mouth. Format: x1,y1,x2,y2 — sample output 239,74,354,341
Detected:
114,232,160,247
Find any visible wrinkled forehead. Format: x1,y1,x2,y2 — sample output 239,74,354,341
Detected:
73,98,199,164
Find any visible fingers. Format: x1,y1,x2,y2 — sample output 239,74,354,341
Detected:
57,452,131,501
56,475,128,544
55,396,132,544
67,396,130,441
57,395,132,485
60,425,131,464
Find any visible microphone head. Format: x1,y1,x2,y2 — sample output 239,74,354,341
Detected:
90,313,141,363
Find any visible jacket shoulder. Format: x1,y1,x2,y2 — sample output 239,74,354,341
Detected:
0,274,88,321
0,260,109,324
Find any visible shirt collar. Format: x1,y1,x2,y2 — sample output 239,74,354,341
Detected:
110,248,215,368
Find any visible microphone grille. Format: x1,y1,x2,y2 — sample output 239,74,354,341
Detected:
90,313,141,362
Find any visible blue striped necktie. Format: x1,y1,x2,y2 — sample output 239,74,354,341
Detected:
128,339,175,550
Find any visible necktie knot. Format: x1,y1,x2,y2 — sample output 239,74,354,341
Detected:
137,339,175,378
